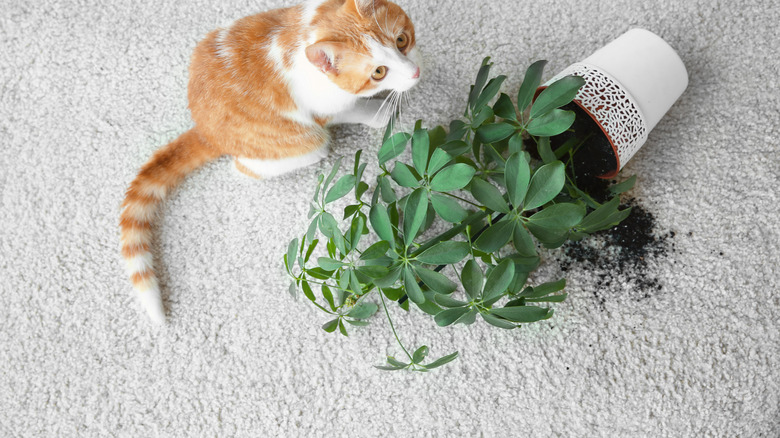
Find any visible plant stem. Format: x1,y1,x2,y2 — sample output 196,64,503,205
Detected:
378,287,414,362
441,191,483,209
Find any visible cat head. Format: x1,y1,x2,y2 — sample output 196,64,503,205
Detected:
305,0,420,97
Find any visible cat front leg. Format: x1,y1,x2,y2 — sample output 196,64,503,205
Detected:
329,98,393,129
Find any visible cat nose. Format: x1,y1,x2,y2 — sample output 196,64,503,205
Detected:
411,67,420,79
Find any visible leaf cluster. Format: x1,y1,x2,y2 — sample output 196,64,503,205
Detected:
284,57,635,372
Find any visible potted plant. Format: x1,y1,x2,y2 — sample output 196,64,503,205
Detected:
536,28,688,179
283,57,643,372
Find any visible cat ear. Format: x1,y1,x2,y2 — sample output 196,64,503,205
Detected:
305,42,344,75
343,0,385,17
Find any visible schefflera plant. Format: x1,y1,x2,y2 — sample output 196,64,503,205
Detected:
284,58,633,372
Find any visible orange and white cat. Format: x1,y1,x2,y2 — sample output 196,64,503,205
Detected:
120,0,420,323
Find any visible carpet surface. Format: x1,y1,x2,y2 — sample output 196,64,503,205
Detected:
1,0,778,436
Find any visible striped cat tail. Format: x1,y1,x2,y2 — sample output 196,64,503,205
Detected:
120,130,220,323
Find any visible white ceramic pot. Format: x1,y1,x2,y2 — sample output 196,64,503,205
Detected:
539,28,688,177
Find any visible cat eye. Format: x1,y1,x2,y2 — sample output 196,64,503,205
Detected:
372,66,388,80
396,33,409,50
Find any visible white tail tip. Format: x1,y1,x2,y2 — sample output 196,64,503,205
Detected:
138,287,166,324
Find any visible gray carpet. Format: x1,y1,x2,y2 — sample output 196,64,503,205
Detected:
1,0,778,436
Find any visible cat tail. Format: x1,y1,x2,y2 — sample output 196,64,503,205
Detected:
120,129,221,324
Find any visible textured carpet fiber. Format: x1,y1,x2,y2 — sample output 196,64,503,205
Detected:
1,0,778,436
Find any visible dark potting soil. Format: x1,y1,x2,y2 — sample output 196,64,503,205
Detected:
559,198,675,306
553,102,618,181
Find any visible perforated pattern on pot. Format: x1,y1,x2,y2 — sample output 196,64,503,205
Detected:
544,62,648,172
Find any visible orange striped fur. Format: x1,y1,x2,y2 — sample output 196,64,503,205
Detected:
121,0,420,323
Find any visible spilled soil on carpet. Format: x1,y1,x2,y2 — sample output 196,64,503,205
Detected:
559,177,675,306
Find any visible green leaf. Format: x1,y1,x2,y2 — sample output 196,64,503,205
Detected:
527,109,576,137
434,307,471,327
481,312,518,329
356,265,390,279
347,302,379,319
525,223,569,248
517,60,548,113
523,161,565,210
306,216,319,243
473,75,507,113
338,319,348,336
324,174,356,204
474,220,514,253
345,319,370,326
391,162,420,188
490,306,553,323
301,280,316,302
475,122,516,144
440,140,470,156
387,356,410,368
347,215,364,251
411,129,430,176
412,346,429,364
369,204,395,248
343,204,360,220
434,293,469,308
323,157,342,193
355,181,369,200
373,365,407,372
360,241,390,260
321,284,336,311
512,223,537,257
378,132,411,166
469,177,510,213
422,351,459,369
530,75,585,119
521,278,566,298
403,188,428,246
403,266,425,304
415,241,470,265
493,93,517,121
525,293,568,303
322,318,339,333
378,175,397,203
427,149,453,175
414,266,457,294
446,120,469,142
461,259,483,300
415,292,444,315
609,175,637,195
305,267,332,280
505,152,530,209
508,132,525,155
527,202,586,231
288,281,297,299
457,308,478,325
317,257,345,271
482,258,515,302
471,106,494,129
468,57,492,111
430,193,469,223
285,238,299,273
429,125,446,147
373,265,402,288
537,136,556,164
430,164,476,192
